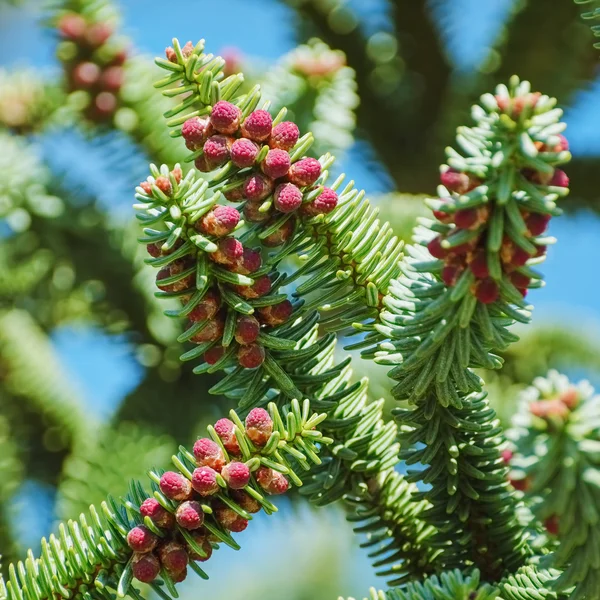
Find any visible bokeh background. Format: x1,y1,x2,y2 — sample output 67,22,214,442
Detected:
1,0,599,597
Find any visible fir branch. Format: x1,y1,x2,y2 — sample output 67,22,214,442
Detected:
507,371,600,599
1,400,330,600
575,0,600,49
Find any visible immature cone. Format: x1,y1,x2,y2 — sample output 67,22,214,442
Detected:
243,173,274,201
182,116,212,151
525,212,551,236
140,498,175,528
234,247,262,275
245,408,273,446
234,275,271,299
188,290,221,322
440,168,480,194
192,466,220,496
301,187,338,216
230,490,262,514
221,461,251,489
473,279,499,304
210,101,241,134
257,300,293,326
187,530,213,561
210,237,243,266
199,205,240,237
204,345,225,365
58,14,87,40
160,471,192,501
274,183,303,213
270,121,299,151
202,135,233,168
132,552,160,583
230,138,259,168
237,344,266,369
157,541,189,576
176,500,205,530
190,317,225,343
127,526,158,553
243,201,272,223
168,259,194,292
288,157,321,187
235,315,261,345
193,437,226,471
256,467,289,495
214,418,241,454
72,62,101,87
241,109,273,142
262,149,291,179
214,503,249,532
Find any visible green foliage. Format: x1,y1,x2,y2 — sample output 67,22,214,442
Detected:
575,0,600,48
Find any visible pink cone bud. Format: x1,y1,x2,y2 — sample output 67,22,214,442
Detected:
427,236,447,259
176,500,205,530
214,503,248,532
127,526,159,553
560,387,580,410
245,408,273,446
237,344,266,369
288,157,321,187
204,345,225,365
234,275,271,299
525,212,551,236
85,22,113,47
270,121,299,151
203,135,233,169
193,438,226,471
235,315,261,345
58,14,86,40
140,498,174,528
198,205,240,237
100,66,124,91
262,149,291,179
243,173,274,201
168,259,194,292
192,466,220,496
234,247,262,275
182,117,213,151
221,461,251,489
468,250,489,279
210,237,244,267
140,181,153,195
257,300,293,326
549,169,569,188
72,62,101,88
132,552,160,583
510,271,531,290
440,168,480,194
301,187,338,216
473,279,499,304
224,185,244,202
188,290,221,322
157,541,188,575
256,467,289,495
230,138,259,168
154,176,172,196
214,418,241,454
274,183,303,213
210,101,242,134
241,110,273,142
160,471,192,501
441,264,463,287
156,268,174,292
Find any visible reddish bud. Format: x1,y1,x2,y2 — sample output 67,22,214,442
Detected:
510,271,531,290
256,467,289,495
234,247,262,275
270,121,300,151
245,408,273,446
241,109,273,142
192,466,220,496
301,187,338,216
160,471,192,501
530,399,570,420
534,245,547,258
235,315,261,345
288,157,321,187
441,264,463,287
168,259,194,292
440,168,479,194
193,438,226,471
140,181,153,195
545,515,559,536
188,290,221,322
237,344,266,369
199,205,240,237
85,22,113,47
525,212,551,236
100,66,124,91
243,200,272,223
501,239,532,268
94,91,117,116
187,530,213,561
156,268,174,292
510,477,529,492
157,541,189,575
127,526,158,553
210,101,242,134
72,62,101,87
243,173,274,202
234,275,271,299
262,219,294,247
214,418,241,454
147,243,161,258
221,461,251,489
468,250,489,279
204,345,225,365
176,500,205,530
427,236,447,259
154,176,172,196
210,237,244,267
132,552,160,583
553,134,569,152
274,183,303,213
171,166,183,184
257,300,293,326
203,135,232,169
473,278,499,304
58,14,86,40
454,208,478,230
230,138,259,168
262,149,291,179
182,117,213,151
171,567,188,583
549,169,569,188
501,449,513,465
190,318,224,343
230,490,262,514
140,498,175,529
560,387,580,410
214,503,248,532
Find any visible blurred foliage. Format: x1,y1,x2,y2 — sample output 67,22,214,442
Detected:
0,0,599,598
